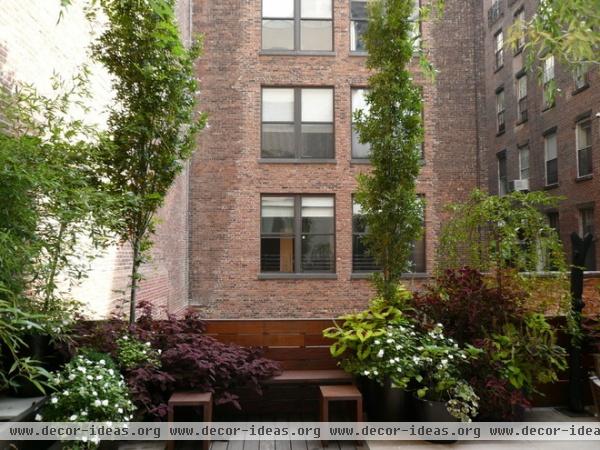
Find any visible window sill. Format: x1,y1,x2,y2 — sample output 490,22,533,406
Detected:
350,158,371,165
544,183,559,190
572,84,590,96
496,129,506,137
258,158,337,164
513,47,524,57
576,174,593,182
351,272,429,280
349,51,368,57
494,65,504,74
259,50,336,57
258,273,337,280
516,117,528,126
542,105,555,112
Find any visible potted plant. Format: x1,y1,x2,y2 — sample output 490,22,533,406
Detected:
39,350,135,449
324,286,418,420
412,324,481,425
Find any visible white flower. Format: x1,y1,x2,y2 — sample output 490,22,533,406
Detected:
145,342,151,346
94,400,101,407
441,359,448,365
386,339,393,344
51,397,58,404
81,411,88,416
64,390,69,396
461,354,467,359
108,369,114,376
86,375,93,380
373,370,379,375
35,414,42,421
396,345,403,350
69,415,78,421
92,391,98,397
96,375,103,380
99,359,106,366
118,408,123,414
412,356,420,364
157,349,162,354
448,355,454,359
101,400,109,406
363,370,370,376
377,349,384,358
122,335,128,340
374,340,380,345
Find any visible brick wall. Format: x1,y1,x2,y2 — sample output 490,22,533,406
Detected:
0,0,192,318
482,0,600,269
188,0,483,318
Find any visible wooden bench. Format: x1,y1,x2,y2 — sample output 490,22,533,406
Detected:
267,369,353,385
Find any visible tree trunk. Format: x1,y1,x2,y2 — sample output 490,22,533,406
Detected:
44,222,66,311
129,238,141,325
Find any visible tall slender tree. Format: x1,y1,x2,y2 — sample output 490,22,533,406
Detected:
354,0,424,302
92,0,206,323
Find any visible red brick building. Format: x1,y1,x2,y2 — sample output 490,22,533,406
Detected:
189,0,485,318
482,0,599,271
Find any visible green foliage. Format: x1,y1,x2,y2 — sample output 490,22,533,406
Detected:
323,285,412,362
41,350,135,448
489,313,567,395
116,335,161,370
508,0,600,70
354,0,424,301
91,0,206,323
437,189,567,277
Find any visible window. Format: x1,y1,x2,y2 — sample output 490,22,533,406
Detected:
352,199,425,273
573,64,589,90
576,118,593,178
488,0,503,27
547,211,560,237
542,55,555,108
519,145,529,180
517,73,527,123
494,30,504,70
262,87,334,159
514,8,525,53
261,195,335,273
262,0,333,52
497,151,508,196
350,0,368,52
351,88,370,159
496,88,505,134
580,207,596,271
545,131,558,185
408,0,421,50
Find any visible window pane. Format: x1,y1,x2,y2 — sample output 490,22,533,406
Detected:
262,20,294,50
262,123,295,158
301,123,334,158
263,88,294,122
545,133,557,160
350,20,368,51
352,89,369,115
579,147,592,177
301,235,334,272
301,0,332,18
302,196,334,234
352,126,370,158
546,158,558,185
261,196,295,233
263,0,294,18
518,76,527,99
301,88,333,122
410,238,426,273
261,237,295,272
353,235,380,272
577,121,591,150
519,147,529,179
300,20,333,51
351,0,368,19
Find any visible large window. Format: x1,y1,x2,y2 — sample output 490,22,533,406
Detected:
351,88,370,159
580,207,596,271
352,199,426,274
261,195,335,274
494,30,504,70
517,73,527,123
262,87,334,159
519,145,529,181
542,55,555,109
514,7,525,53
262,0,333,52
545,131,558,185
576,118,592,178
574,64,589,90
350,0,368,52
497,151,508,196
496,88,505,134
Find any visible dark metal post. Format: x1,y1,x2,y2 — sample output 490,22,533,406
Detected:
568,232,593,413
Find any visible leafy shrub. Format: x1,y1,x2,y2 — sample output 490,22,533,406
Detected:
40,350,135,448
116,335,161,370
413,267,567,419
71,303,280,418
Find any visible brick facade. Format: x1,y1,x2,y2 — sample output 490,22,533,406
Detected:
188,0,484,318
482,0,600,270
